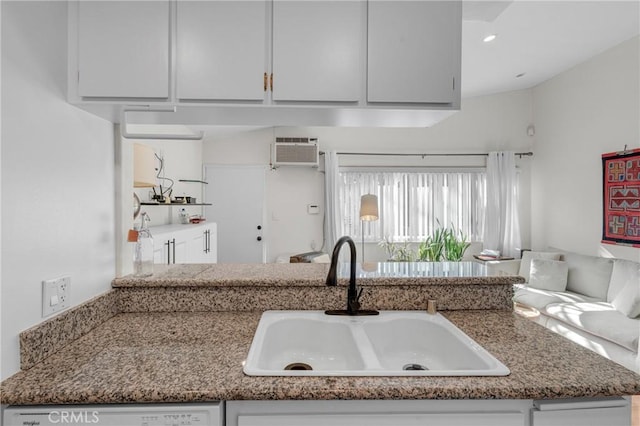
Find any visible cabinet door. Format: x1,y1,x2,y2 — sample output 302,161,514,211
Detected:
532,398,630,426
206,225,218,263
153,238,170,265
185,229,206,264
367,1,461,104
176,1,267,101
198,226,218,264
272,1,363,102
78,1,170,98
172,238,188,264
236,412,524,426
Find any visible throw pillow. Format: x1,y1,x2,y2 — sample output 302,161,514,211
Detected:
610,260,640,319
518,251,562,282
528,259,569,292
561,251,613,300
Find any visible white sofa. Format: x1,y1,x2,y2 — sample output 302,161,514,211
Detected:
491,250,640,374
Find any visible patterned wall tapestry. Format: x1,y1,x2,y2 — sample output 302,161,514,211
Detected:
602,148,640,247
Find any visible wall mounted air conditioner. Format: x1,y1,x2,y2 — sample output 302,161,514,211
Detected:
273,137,319,167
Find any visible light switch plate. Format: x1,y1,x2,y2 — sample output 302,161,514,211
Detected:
42,276,70,317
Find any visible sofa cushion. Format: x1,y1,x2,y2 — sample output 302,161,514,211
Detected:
609,259,640,318
513,284,600,311
543,302,639,352
518,251,562,282
607,259,640,318
607,259,637,300
528,259,568,292
561,251,613,300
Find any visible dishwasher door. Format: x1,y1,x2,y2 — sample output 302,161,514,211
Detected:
2,402,222,426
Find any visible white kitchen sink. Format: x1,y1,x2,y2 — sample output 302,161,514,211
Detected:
243,311,510,376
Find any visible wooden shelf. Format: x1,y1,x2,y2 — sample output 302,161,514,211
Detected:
179,179,208,184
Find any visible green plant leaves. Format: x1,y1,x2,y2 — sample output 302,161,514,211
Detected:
379,223,470,262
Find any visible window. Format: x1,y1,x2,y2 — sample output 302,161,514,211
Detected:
338,170,486,242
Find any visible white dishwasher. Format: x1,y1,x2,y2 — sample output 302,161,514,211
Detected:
2,402,222,426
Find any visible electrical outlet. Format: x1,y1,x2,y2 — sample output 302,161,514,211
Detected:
42,276,70,317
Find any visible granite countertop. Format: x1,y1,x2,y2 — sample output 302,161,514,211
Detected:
2,310,638,405
112,262,525,288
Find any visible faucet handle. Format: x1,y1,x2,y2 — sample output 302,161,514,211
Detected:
348,298,361,313
349,288,365,312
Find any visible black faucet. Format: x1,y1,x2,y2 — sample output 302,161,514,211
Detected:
325,236,379,316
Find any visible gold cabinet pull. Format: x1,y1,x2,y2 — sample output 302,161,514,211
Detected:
264,72,268,92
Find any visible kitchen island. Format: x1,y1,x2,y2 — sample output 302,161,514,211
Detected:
1,263,638,425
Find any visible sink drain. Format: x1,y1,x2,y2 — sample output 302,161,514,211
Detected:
403,363,429,371
284,362,313,371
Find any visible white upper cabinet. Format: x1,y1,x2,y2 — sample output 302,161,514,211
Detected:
69,1,462,124
367,1,461,105
176,1,267,102
271,1,363,102
77,1,170,99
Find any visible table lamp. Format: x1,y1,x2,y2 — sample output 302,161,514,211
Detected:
360,194,379,264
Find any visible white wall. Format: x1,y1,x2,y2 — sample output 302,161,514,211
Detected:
532,36,640,262
201,128,326,261
202,89,534,261
1,2,115,379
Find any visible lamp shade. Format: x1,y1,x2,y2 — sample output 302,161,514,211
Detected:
133,143,156,188
360,194,379,221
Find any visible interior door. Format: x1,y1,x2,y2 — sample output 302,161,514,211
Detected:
204,165,266,263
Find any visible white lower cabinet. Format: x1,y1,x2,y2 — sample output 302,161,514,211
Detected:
532,397,630,426
227,400,531,426
226,398,632,426
185,224,217,264
151,223,217,264
152,233,188,265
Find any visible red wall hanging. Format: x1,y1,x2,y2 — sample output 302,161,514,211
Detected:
602,148,640,247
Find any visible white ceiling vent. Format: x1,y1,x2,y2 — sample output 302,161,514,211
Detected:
273,137,319,167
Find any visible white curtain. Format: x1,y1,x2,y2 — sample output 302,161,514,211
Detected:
323,151,341,252
338,170,486,242
483,152,521,258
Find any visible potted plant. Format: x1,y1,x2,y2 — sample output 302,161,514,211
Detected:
417,227,445,261
443,227,471,261
379,237,415,262
417,223,471,262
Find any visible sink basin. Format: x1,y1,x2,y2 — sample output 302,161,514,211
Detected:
243,311,510,376
247,316,366,372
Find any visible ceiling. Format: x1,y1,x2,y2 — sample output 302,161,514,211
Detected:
461,0,640,98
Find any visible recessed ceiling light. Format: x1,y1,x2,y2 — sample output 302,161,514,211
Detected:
483,34,497,43
516,73,526,78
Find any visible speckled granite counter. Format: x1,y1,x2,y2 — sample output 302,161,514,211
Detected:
2,310,638,405
111,262,521,316
112,262,523,288
15,263,522,374
3,264,636,406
